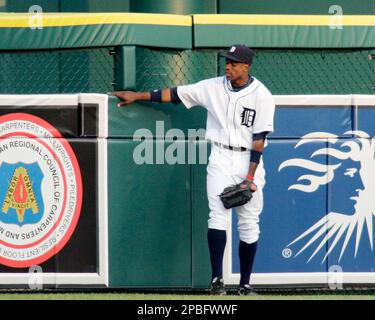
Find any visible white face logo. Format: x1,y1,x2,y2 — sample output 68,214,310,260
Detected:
229,46,236,53
278,131,375,263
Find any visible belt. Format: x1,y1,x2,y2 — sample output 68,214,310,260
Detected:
213,141,249,152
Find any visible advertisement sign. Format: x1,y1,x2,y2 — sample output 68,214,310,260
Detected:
225,95,375,286
0,94,108,287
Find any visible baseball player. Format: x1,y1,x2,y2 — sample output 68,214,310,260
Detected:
112,44,275,296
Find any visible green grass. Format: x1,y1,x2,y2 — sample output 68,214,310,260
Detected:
0,292,374,300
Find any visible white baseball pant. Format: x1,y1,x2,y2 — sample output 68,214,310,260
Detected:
207,143,265,244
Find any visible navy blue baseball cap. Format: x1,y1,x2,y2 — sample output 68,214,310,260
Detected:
221,44,254,65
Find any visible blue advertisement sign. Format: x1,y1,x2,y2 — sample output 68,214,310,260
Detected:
228,97,375,285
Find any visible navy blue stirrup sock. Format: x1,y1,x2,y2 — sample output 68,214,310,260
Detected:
207,229,227,280
239,241,258,286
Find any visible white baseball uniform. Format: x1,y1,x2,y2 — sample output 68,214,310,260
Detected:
177,76,275,244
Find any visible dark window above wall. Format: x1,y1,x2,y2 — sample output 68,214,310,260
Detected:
0,0,130,12
218,0,375,15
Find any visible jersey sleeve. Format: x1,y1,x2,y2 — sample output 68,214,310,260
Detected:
176,82,204,109
253,89,275,134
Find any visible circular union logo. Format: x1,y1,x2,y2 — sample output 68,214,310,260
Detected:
0,113,82,268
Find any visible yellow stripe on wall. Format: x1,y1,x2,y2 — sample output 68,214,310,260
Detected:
0,12,192,27
194,14,375,26
1,13,373,28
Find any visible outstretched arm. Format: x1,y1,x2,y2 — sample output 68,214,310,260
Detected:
111,88,173,107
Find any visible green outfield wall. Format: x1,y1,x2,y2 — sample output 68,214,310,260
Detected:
0,7,374,288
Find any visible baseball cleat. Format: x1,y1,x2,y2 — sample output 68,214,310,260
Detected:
209,277,226,295
237,284,258,296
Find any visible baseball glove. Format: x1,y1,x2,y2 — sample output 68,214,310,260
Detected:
219,180,254,209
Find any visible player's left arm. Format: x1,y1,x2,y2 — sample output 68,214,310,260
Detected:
246,88,275,191
246,133,267,191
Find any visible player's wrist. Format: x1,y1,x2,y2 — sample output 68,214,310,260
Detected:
149,89,162,102
245,175,257,191
246,175,254,182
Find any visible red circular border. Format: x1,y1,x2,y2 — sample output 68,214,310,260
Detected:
0,132,68,249
0,113,83,268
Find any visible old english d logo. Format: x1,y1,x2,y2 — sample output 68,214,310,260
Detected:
241,107,256,127
0,162,44,226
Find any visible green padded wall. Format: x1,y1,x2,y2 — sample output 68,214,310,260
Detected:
108,98,212,288
191,143,211,288
114,46,136,91
108,98,207,138
108,139,192,287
